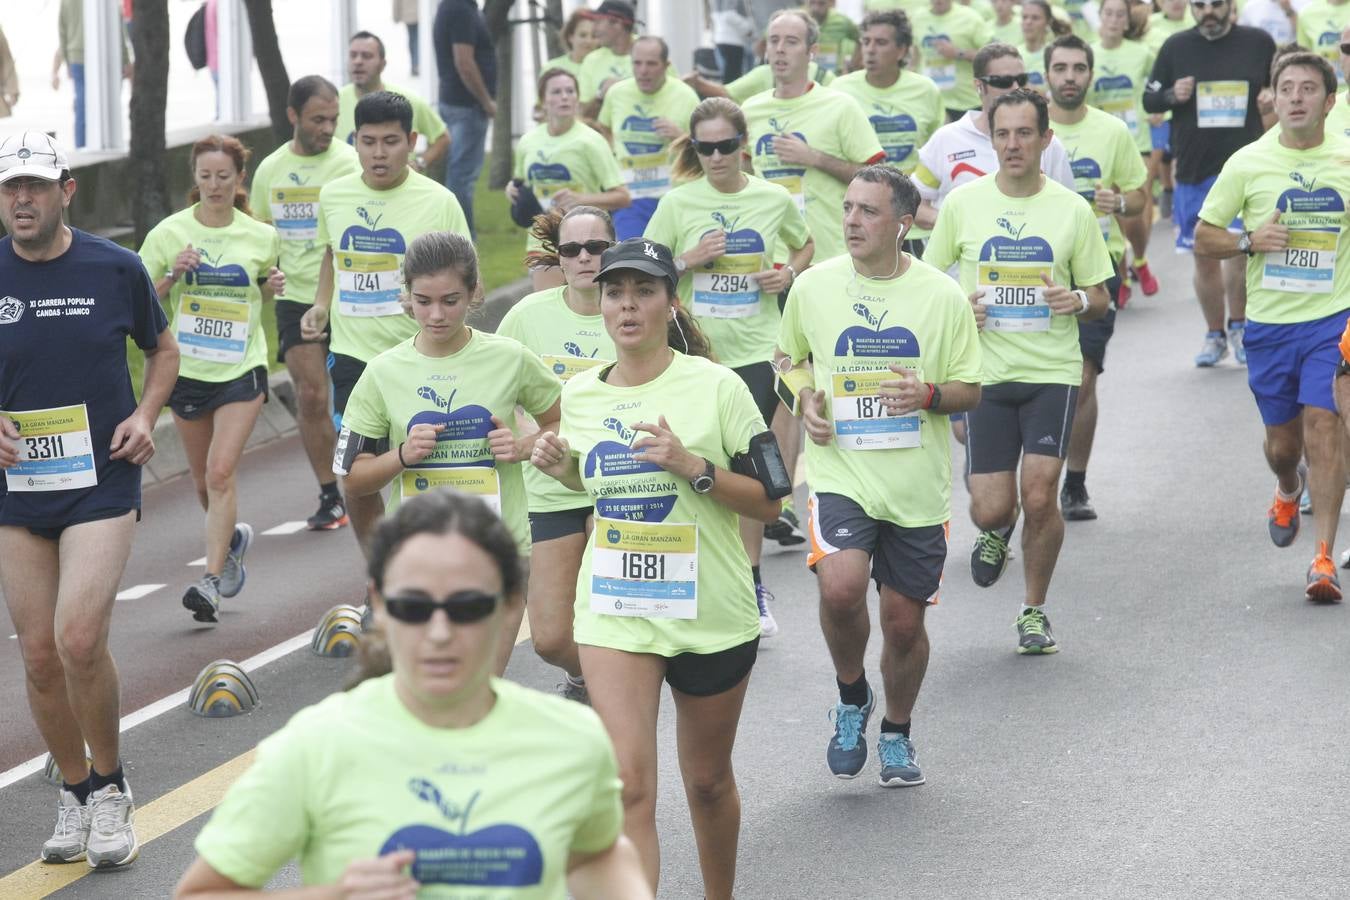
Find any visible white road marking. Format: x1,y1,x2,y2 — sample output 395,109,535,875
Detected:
261,520,308,536
187,556,206,566
0,631,312,791
115,583,165,602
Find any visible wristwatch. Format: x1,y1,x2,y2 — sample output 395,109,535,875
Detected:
690,458,715,494
1237,231,1255,257
1116,194,1127,214
674,257,688,276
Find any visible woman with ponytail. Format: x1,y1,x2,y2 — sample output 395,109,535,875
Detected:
1020,0,1073,93
139,134,285,623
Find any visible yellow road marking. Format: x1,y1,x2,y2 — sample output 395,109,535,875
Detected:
0,750,258,900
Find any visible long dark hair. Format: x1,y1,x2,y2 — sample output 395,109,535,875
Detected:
187,134,251,213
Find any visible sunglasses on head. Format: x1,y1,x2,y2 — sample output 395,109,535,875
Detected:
382,590,500,625
557,239,614,258
978,73,1029,89
692,135,743,156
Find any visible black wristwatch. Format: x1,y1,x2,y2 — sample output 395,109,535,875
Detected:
690,458,715,494
1236,231,1255,257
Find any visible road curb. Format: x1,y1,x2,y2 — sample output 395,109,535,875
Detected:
142,277,535,486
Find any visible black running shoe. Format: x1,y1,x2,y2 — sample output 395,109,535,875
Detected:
1016,607,1058,654
1060,483,1097,521
970,523,1015,588
307,494,349,531
764,505,806,546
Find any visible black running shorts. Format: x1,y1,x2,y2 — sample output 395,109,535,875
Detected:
965,382,1079,475
806,492,947,602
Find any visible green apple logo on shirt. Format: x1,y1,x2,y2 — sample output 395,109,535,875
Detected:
754,117,807,184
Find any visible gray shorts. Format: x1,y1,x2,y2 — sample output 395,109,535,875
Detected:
966,382,1078,475
806,492,948,602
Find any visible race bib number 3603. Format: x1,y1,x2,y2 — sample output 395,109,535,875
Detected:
2,404,98,492
177,295,250,363
591,517,698,619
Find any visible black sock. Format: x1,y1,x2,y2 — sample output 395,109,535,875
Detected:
1064,469,1086,490
320,481,340,501
751,565,762,587
64,777,91,804
837,674,869,708
89,764,125,794
880,718,911,737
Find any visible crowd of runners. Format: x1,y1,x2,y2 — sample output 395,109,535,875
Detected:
2,0,1349,895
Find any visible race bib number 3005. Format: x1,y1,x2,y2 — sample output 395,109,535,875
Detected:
2,404,98,492
977,262,1052,332
591,517,698,619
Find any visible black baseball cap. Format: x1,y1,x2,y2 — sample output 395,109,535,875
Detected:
595,238,678,287
588,1,638,24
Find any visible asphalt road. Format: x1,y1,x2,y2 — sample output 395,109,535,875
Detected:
3,224,1350,899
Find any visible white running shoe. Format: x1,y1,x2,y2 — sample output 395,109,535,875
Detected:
86,782,138,869
756,584,780,638
41,789,90,863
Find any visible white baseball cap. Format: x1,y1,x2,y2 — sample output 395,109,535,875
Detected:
0,132,70,184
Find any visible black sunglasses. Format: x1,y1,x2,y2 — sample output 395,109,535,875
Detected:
1341,42,1350,55
558,239,614,258
1190,0,1226,8
383,590,500,625
693,135,743,157
978,74,1029,89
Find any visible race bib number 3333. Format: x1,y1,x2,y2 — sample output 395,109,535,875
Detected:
591,517,698,619
2,404,98,492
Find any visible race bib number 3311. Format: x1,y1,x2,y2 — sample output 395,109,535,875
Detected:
2,404,98,492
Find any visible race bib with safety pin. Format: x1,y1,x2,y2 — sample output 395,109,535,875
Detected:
830,371,922,450
692,254,762,319
1197,81,1248,129
335,251,404,317
590,516,698,619
978,262,1052,332
269,186,321,241
177,295,249,363
620,152,672,200
1262,229,1339,294
399,467,501,514
2,404,97,492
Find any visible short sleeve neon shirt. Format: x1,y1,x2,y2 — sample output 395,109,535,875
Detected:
1088,39,1156,152
1296,1,1350,85
831,70,946,175
513,119,626,209
597,76,700,201
912,5,992,112
1050,107,1149,260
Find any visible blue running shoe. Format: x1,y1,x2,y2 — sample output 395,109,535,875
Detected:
218,523,253,598
826,685,874,778
1228,320,1247,365
1194,331,1227,367
878,732,925,787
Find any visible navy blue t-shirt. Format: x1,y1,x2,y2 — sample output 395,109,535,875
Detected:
434,0,497,109
0,229,168,527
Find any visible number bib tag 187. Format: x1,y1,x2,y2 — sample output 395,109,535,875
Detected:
830,371,922,450
177,295,249,363
335,251,404,317
591,517,698,619
977,262,1052,332
692,254,762,319
269,186,321,241
399,467,501,514
620,152,671,200
1197,81,1248,129
2,404,98,492
1262,229,1339,294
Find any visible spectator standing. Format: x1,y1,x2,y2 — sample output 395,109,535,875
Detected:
0,23,17,118
394,0,421,76
434,0,498,239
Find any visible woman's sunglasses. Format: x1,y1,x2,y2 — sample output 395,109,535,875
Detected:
558,240,614,258
978,74,1029,89
693,135,743,157
383,590,500,624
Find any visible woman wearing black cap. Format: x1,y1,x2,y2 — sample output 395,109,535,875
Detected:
531,238,785,900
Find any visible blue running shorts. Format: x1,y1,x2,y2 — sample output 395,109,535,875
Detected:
1174,175,1241,252
1244,308,1350,426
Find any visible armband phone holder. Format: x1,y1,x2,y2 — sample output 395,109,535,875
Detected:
731,431,793,500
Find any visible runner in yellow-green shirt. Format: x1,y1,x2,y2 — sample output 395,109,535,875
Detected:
175,490,651,900
1019,0,1074,95
300,91,470,553
924,89,1114,656
531,238,784,898
1194,52,1350,603
1297,0,1350,87
991,0,1023,44
597,36,700,239
543,8,600,78
249,75,361,534
776,166,982,787
337,31,448,172
498,206,619,703
809,0,861,74
1330,28,1350,137
743,10,886,264
645,95,815,638
336,232,562,675
1045,35,1149,521
912,0,993,117
139,135,284,623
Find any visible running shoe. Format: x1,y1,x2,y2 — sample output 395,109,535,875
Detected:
182,575,221,623
1228,320,1247,365
307,493,349,531
756,583,780,638
970,523,1016,588
1194,331,1228,367
557,676,590,705
1160,188,1173,220
41,789,90,863
1060,483,1097,521
826,684,874,779
1132,262,1160,296
1268,465,1305,548
85,782,138,869
1306,543,1342,603
1016,607,1058,655
764,505,806,546
1300,485,1313,516
218,523,253,598
1116,279,1132,309
877,733,925,787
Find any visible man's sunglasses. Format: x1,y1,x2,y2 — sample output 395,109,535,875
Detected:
383,590,500,624
1341,41,1350,55
1190,0,1226,8
978,74,1029,89
558,240,614,258
693,135,743,156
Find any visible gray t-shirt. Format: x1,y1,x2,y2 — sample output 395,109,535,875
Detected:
748,0,796,33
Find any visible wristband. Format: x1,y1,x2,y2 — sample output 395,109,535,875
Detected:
923,382,936,410
397,442,409,467
925,382,942,411
784,264,797,284
1116,194,1127,215
1075,290,1090,315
